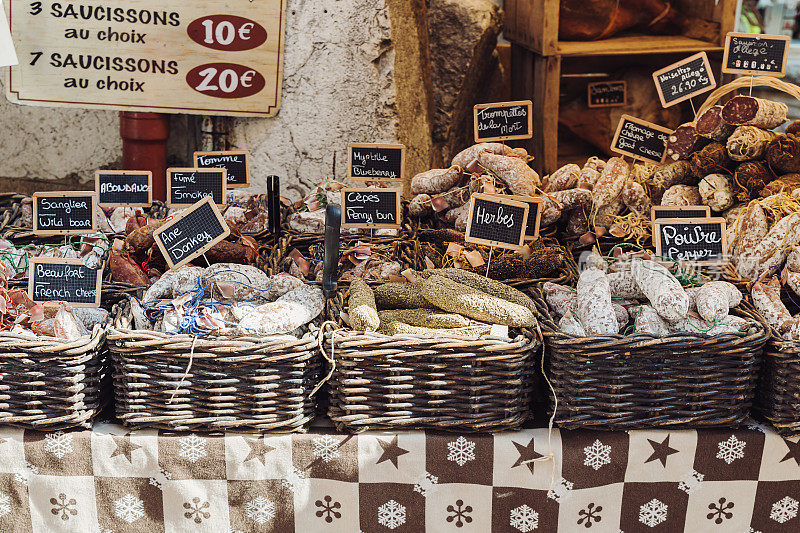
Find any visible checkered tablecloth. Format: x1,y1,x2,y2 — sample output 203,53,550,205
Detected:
0,422,799,532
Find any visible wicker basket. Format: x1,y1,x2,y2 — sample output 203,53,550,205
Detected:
324,286,541,433
108,300,322,432
0,318,110,430
531,285,769,430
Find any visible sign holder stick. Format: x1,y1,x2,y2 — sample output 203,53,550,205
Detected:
749,75,754,96
689,98,697,117
202,254,211,268
485,246,494,277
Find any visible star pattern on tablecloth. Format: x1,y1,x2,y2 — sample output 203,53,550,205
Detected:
645,435,679,468
511,437,543,474
110,433,142,464
243,436,275,466
376,436,408,469
779,437,800,466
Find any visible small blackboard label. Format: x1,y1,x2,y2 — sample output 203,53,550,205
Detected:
653,52,716,108
473,100,533,143
654,217,727,264
167,168,227,207
347,144,405,182
193,150,250,188
153,196,231,269
508,195,543,240
465,193,529,251
611,115,672,164
28,258,101,308
33,191,97,236
95,170,152,207
723,32,790,77
651,206,711,245
340,188,401,229
587,81,626,108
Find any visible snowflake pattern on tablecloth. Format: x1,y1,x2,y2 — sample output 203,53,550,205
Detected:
378,500,406,530
246,496,275,525
148,466,172,490
183,497,211,524
446,500,472,528
413,472,439,497
50,493,77,521
547,477,574,503
315,495,341,523
0,493,11,519
281,466,309,493
178,434,207,463
510,504,538,532
716,435,745,465
678,470,704,494
770,496,799,524
44,431,74,459
312,435,341,463
706,497,734,524
114,493,145,524
639,498,667,528
14,461,39,485
447,436,476,467
583,439,611,471
577,502,602,528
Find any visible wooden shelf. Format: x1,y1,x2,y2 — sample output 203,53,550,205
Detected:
557,35,723,57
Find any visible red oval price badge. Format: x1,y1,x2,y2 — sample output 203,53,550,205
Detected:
186,63,265,99
187,15,268,51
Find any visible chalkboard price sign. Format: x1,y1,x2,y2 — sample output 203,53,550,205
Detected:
654,217,727,264
28,258,102,307
473,100,533,143
95,170,152,208
653,52,716,107
508,195,543,240
611,115,672,164
465,193,529,251
193,150,250,188
723,32,790,77
167,168,227,207
340,188,401,229
347,144,405,182
651,205,711,223
587,81,626,108
33,191,97,236
153,196,231,269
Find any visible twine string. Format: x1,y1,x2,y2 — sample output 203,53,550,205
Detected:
167,335,197,405
311,320,341,397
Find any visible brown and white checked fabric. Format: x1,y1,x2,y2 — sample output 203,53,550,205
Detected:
0,422,799,532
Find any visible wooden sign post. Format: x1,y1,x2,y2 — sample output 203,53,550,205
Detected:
653,217,727,264
166,168,227,207
193,150,250,188
652,52,716,108
153,196,230,269
32,191,97,236
611,115,672,164
6,1,287,117
347,144,405,182
722,32,790,77
28,258,102,307
473,100,533,143
587,81,626,108
340,188,401,229
95,170,153,208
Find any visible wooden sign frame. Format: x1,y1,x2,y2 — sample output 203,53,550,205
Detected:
153,196,231,270
32,191,97,236
610,114,673,164
28,257,102,308
587,81,627,108
508,195,544,241
166,168,227,208
722,32,790,77
652,52,717,108
651,205,712,245
465,193,529,251
347,143,406,182
193,150,251,189
340,188,402,229
653,217,727,265
95,170,153,208
473,100,533,143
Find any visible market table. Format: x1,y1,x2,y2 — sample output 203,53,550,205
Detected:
0,422,798,532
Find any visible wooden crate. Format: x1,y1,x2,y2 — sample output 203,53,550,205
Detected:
504,0,737,57
510,45,724,175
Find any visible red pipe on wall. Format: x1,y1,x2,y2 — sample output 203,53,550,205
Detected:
119,112,170,201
